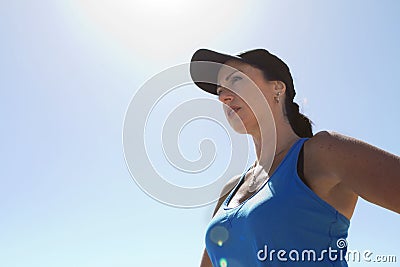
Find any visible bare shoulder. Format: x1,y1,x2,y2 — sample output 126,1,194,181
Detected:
306,130,399,167
308,130,370,146
306,130,400,213
302,130,343,179
306,130,358,152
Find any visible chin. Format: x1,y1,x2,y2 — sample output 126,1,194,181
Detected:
228,119,250,134
232,126,248,134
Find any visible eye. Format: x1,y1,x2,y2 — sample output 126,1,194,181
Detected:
231,76,242,83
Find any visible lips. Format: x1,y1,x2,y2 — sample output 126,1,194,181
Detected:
227,106,241,117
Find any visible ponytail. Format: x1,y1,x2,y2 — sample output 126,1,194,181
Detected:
255,63,314,138
285,100,313,138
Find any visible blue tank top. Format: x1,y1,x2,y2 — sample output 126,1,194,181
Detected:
205,138,350,266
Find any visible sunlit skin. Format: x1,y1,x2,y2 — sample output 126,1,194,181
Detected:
216,60,274,135
216,59,300,175
200,59,400,267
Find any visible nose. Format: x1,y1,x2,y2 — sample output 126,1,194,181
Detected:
218,89,234,104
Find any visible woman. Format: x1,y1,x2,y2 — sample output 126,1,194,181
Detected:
190,48,400,266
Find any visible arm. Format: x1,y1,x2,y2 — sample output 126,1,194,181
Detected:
200,250,213,267
312,131,400,213
200,175,241,267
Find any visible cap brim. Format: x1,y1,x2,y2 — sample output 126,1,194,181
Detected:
190,49,240,95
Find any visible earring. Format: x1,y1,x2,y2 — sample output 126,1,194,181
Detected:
274,92,281,103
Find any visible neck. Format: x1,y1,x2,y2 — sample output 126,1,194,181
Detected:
252,120,300,166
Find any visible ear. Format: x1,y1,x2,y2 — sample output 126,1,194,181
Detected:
274,81,286,94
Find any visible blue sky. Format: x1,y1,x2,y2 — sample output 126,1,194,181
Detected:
1,1,399,266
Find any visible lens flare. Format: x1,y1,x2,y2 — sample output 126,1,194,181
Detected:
219,258,228,267
210,225,229,247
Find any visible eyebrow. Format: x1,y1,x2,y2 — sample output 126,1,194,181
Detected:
225,70,239,81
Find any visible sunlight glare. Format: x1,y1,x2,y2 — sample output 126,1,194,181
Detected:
75,0,245,61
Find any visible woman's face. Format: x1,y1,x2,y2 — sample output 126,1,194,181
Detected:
216,60,277,135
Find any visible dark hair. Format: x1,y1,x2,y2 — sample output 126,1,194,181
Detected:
258,67,313,138
284,95,313,138
190,48,314,137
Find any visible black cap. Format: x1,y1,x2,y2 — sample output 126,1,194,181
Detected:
190,48,295,100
